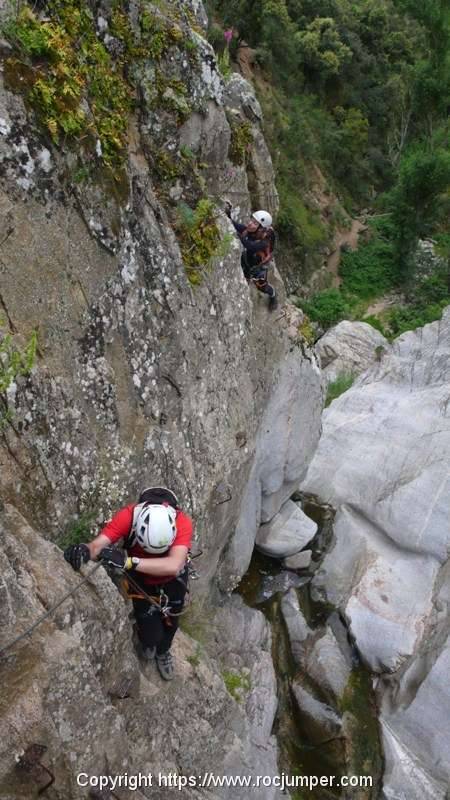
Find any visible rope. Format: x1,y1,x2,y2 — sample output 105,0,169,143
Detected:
0,561,104,659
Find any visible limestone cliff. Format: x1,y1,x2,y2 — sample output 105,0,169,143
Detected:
0,1,323,796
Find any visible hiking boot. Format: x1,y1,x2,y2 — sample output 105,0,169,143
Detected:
268,293,278,312
156,650,174,681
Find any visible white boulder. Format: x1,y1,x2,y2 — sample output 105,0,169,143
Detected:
317,319,389,385
255,499,318,558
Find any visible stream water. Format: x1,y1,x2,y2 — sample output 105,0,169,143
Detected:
237,495,384,800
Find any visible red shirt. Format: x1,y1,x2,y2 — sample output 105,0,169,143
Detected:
101,503,193,585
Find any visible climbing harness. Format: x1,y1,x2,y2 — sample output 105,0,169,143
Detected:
122,565,192,618
0,560,104,659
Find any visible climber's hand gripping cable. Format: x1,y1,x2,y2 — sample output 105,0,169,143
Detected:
63,543,90,571
98,546,137,571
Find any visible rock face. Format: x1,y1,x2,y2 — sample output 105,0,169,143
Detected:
302,308,450,798
0,1,324,796
316,320,389,385
0,0,322,582
219,352,322,586
255,499,318,559
283,549,312,570
280,588,313,666
291,684,342,745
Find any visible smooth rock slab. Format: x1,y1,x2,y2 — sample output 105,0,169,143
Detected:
256,500,317,558
381,633,450,800
280,588,313,667
313,505,438,673
291,683,342,745
303,311,450,674
283,550,312,570
305,628,352,703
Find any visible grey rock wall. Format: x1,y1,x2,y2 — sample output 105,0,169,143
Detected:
0,0,322,590
302,308,450,798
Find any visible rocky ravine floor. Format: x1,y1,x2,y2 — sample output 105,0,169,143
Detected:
302,308,450,800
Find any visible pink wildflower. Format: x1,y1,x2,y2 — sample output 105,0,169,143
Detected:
224,29,233,45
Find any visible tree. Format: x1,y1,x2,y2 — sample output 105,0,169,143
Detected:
388,146,450,278
295,17,352,79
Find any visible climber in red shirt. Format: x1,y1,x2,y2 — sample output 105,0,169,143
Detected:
64,487,193,680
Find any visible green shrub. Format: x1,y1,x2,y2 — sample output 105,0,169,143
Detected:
217,48,232,80
339,236,397,300
300,288,349,328
222,669,251,702
298,316,316,344
228,120,253,165
57,511,97,549
387,301,449,337
4,4,132,165
362,315,388,336
325,373,355,407
176,199,232,283
3,1,194,168
0,325,37,427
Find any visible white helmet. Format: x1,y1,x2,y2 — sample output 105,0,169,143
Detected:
135,504,177,554
252,210,272,229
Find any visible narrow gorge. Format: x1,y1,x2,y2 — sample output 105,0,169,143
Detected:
0,2,449,799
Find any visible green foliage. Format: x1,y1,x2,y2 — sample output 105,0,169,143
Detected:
295,17,352,78
334,107,369,157
3,1,194,168
299,288,349,328
387,302,448,335
362,315,388,336
180,144,195,161
210,0,450,222
298,316,316,344
339,233,397,299
385,262,450,335
217,47,232,80
277,175,328,275
325,373,355,407
228,120,253,165
4,3,132,165
150,69,191,122
140,10,182,59
57,511,96,549
0,324,37,427
176,199,230,284
387,146,450,277
222,669,251,702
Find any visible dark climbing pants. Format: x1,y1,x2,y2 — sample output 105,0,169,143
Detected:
241,254,275,298
132,568,188,655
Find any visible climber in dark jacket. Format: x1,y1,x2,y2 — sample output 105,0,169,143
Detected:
225,203,278,311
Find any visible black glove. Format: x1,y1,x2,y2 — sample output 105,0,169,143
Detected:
64,543,90,571
99,547,130,570
224,201,232,218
